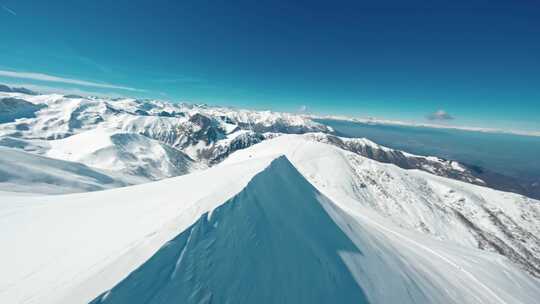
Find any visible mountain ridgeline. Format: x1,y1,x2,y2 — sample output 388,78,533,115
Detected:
1,85,540,304
0,84,536,199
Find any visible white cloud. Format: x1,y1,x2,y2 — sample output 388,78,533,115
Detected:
0,70,144,92
426,109,453,120
154,76,204,84
2,82,129,98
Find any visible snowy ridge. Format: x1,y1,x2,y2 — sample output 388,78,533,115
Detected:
90,156,371,304
2,152,539,303
0,155,278,304
0,89,328,184
91,155,540,304
225,136,540,279
0,86,530,198
302,132,486,185
1,85,540,303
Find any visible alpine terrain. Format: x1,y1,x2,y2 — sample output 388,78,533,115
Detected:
1,86,540,304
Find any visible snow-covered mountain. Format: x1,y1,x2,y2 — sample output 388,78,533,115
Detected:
2,136,540,304
0,87,526,197
302,133,486,185
0,87,540,198
0,97,45,123
0,89,329,189
1,85,540,303
0,146,135,194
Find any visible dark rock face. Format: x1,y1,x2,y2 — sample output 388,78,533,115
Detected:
189,113,213,128
237,121,323,134
67,101,105,131
198,132,266,164
452,206,540,278
135,109,150,116
0,84,38,95
185,114,226,146
63,94,84,99
0,98,46,123
157,111,185,117
307,134,540,199
312,134,482,183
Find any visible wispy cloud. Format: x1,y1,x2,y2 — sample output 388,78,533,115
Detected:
74,55,112,74
426,109,454,121
154,77,203,84
1,4,16,16
2,82,130,98
0,70,144,92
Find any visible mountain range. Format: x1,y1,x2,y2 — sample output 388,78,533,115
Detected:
1,85,539,303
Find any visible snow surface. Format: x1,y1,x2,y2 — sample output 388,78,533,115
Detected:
1,88,540,303
1,136,539,303
46,127,200,180
0,155,277,304
225,136,540,277
0,146,134,194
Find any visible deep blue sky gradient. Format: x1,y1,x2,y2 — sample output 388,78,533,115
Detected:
1,0,539,131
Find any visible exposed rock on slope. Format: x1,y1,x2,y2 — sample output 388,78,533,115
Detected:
0,97,45,123
302,133,539,199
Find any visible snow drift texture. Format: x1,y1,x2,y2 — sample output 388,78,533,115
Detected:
91,157,369,304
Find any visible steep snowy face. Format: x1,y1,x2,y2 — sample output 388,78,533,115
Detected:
90,157,370,304
0,155,278,304
90,156,540,304
45,128,201,180
0,93,115,139
225,135,540,278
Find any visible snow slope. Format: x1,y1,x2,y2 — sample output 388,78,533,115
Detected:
0,146,133,194
0,86,530,198
91,157,370,304
225,135,540,278
0,89,327,183
46,128,200,180
89,155,540,304
1,137,539,304
1,86,540,303
0,155,277,304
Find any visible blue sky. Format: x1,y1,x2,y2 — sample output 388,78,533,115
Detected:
1,0,539,132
